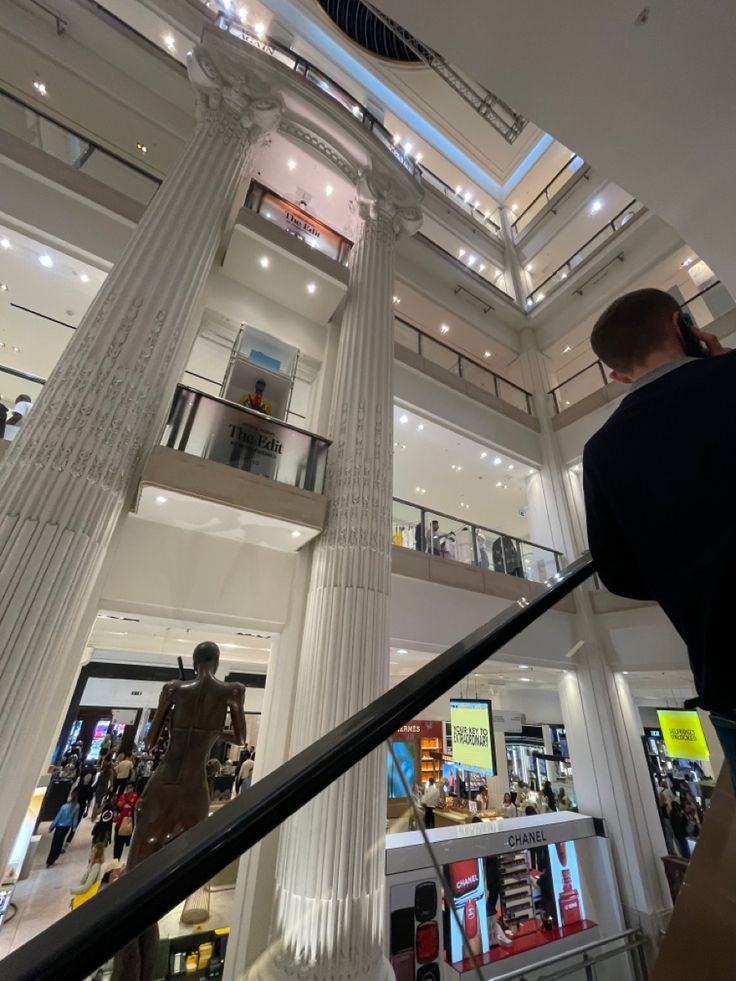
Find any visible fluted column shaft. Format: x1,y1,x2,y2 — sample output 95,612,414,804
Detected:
248,190,409,981
0,46,281,872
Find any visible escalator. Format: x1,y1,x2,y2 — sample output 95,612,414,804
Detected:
0,552,717,980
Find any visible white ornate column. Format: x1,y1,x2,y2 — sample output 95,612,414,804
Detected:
0,40,282,873
246,174,421,981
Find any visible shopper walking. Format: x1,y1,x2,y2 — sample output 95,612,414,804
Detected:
542,780,557,812
420,778,441,829
92,759,114,819
46,791,81,867
583,289,736,786
75,772,95,818
112,752,134,797
91,798,115,848
113,784,138,861
237,752,254,794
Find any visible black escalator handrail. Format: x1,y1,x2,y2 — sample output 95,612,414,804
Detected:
2,553,594,981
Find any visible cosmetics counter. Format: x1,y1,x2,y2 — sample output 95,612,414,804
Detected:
385,811,632,981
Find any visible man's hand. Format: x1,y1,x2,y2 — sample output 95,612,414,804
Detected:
698,329,731,356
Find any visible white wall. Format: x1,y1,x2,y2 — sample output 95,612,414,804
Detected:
80,674,264,713
100,515,298,632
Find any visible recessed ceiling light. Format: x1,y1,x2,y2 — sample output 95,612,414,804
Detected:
493,457,502,465
11,345,20,352
80,273,89,283
393,133,401,144
525,264,533,273
563,345,572,353
396,649,408,655
415,152,423,162
324,184,333,196
590,198,603,214
511,203,518,212
560,271,568,280
33,79,48,96
259,256,270,269
474,200,480,208
440,324,450,334
680,257,693,268
468,255,476,265
136,142,147,154
238,7,248,22
536,293,545,303
458,248,465,258
0,341,5,347
463,192,472,203
287,159,296,171
404,142,413,154
39,254,53,268
0,239,9,249
519,677,531,682
417,423,424,431
507,464,515,471
479,263,485,272
254,22,265,37
306,282,316,294
528,469,535,476
480,451,487,459
399,413,408,424
155,495,168,504
455,185,462,194
495,481,503,488
392,296,400,304
291,530,302,538
622,670,629,675
484,351,492,358
163,34,175,49
0,284,7,292
519,664,529,669
526,298,534,308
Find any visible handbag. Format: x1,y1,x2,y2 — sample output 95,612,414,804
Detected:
118,814,133,837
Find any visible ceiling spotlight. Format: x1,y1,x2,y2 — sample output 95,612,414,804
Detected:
495,481,503,488
560,271,568,280
458,248,466,258
324,184,333,196
80,273,89,283
528,469,535,476
0,238,9,249
474,200,480,208
525,264,533,273
392,295,401,305
238,7,248,22
417,423,424,431
0,283,7,292
455,185,462,194
415,152,423,163
536,293,546,303
136,142,147,154
680,256,693,268
11,345,20,352
463,192,472,203
163,34,175,49
259,256,270,269
590,198,603,214
468,255,476,265
480,451,487,459
291,530,302,538
507,464,515,471
479,263,485,272
39,254,53,268
622,670,630,675
404,142,413,154
396,648,408,655
155,495,168,504
33,79,48,96
526,298,534,307
493,457,502,465
440,324,450,334
563,345,572,354
254,22,265,37
519,677,531,682
518,664,529,670
287,159,296,171
393,133,401,144
511,203,518,212
306,282,317,294
399,413,408,424
484,351,492,358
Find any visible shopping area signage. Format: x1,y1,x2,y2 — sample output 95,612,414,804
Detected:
657,709,710,762
449,699,496,775
394,720,444,741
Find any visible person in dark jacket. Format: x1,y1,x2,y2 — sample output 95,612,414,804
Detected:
583,288,735,785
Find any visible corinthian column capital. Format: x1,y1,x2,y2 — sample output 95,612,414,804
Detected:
188,43,283,143
355,170,423,238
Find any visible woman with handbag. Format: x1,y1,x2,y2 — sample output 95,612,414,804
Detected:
113,784,138,861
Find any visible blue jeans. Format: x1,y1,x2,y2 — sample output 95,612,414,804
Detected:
709,713,736,793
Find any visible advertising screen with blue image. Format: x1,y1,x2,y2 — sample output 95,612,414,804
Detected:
388,741,419,798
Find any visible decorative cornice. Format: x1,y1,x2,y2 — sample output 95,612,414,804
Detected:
356,170,423,238
278,118,358,183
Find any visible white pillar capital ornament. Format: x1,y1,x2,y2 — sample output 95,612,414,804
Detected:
0,40,282,876
355,170,423,238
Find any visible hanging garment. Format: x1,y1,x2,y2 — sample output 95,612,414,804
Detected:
492,535,523,577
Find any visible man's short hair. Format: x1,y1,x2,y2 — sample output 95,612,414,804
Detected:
193,641,220,666
591,288,680,372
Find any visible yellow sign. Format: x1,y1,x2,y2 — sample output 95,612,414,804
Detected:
657,710,710,762
450,700,496,774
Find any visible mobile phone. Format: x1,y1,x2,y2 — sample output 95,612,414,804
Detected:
678,312,710,359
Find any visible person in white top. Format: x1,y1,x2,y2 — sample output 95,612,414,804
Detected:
5,394,32,439
420,778,442,828
501,791,518,818
237,752,255,794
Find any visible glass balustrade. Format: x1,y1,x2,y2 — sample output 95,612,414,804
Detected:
162,385,329,493
512,155,586,237
394,319,534,414
392,497,561,583
0,90,160,205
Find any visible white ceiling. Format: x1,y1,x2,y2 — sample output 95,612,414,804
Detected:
375,0,736,311
392,403,533,538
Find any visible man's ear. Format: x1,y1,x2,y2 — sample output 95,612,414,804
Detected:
610,369,634,384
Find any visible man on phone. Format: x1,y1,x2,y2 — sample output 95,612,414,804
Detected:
582,288,736,785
